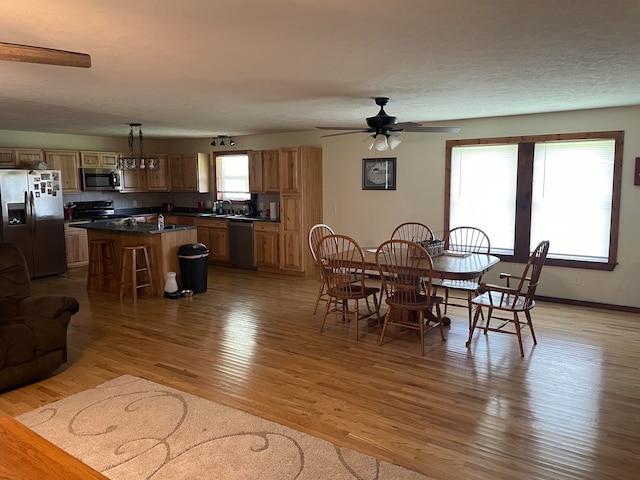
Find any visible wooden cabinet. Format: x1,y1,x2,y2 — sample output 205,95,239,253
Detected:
193,218,229,263
279,146,322,275
248,151,264,193
0,148,44,167
249,150,280,193
254,222,279,269
14,149,44,165
0,149,15,167
64,222,89,267
164,215,195,226
148,155,169,191
279,147,303,194
120,169,147,193
168,153,210,192
263,150,280,192
120,155,169,193
280,195,303,271
44,150,81,193
80,151,118,168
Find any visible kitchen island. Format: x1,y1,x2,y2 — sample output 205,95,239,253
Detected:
73,221,198,297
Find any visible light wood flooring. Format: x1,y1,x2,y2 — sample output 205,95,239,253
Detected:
1,266,639,479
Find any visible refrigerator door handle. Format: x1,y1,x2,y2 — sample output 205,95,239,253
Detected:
29,191,36,235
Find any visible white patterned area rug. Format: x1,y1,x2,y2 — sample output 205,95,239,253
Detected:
17,375,429,479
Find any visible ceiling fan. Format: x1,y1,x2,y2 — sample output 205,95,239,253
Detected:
0,42,91,68
316,97,460,151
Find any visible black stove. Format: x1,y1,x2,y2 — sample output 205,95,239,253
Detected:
72,200,125,220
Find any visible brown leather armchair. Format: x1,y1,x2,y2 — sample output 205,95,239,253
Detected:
0,241,79,391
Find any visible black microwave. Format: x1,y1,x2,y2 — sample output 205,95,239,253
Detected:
81,168,122,191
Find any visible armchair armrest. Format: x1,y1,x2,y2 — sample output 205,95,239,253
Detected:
479,282,520,296
18,295,80,321
498,272,531,287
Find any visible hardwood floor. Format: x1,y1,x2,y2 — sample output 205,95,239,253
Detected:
1,266,638,479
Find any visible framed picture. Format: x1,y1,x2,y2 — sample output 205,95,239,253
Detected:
362,158,396,190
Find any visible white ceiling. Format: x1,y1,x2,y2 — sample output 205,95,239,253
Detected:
2,0,640,139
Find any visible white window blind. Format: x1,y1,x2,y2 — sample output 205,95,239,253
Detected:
215,154,250,201
450,144,519,254
531,139,615,261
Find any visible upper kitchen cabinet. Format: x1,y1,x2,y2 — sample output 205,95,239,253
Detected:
120,169,147,192
14,149,44,166
1,149,46,167
44,150,81,193
147,154,169,191
80,151,118,168
279,147,303,193
263,150,280,192
168,153,210,192
0,149,15,167
279,146,322,276
248,151,264,193
248,149,280,193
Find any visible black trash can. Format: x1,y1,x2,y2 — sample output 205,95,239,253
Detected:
178,243,209,293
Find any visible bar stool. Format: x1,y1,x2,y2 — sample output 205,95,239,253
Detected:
119,245,154,301
87,240,120,291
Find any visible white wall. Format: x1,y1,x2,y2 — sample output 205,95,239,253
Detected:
2,105,639,308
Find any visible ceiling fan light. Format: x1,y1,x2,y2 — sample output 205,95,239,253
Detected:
387,136,401,150
229,138,235,146
363,135,376,150
210,138,216,146
373,134,389,151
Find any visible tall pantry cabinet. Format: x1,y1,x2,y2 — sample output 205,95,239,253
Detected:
279,146,322,275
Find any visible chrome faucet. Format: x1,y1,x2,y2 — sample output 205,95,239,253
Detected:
222,199,233,214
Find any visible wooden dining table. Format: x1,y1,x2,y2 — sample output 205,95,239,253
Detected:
361,249,501,325
362,249,500,281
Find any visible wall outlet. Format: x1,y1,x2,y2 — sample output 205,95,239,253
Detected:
573,274,581,285
133,200,138,207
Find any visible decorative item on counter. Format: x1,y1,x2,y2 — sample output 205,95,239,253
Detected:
157,214,165,230
197,201,204,213
164,271,180,299
204,200,213,211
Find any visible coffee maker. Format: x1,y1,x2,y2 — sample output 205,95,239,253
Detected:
246,194,258,217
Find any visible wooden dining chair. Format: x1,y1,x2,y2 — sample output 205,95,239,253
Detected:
466,240,550,357
390,222,435,244
317,234,381,340
375,239,446,356
308,223,335,314
438,226,491,327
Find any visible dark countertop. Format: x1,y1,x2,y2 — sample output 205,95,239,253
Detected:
164,212,279,223
70,220,196,235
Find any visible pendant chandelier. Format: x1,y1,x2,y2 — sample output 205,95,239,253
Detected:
119,123,160,170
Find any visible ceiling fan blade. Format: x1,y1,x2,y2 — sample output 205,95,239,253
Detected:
320,130,370,138
0,42,91,68
393,122,423,128
392,125,461,133
316,126,368,131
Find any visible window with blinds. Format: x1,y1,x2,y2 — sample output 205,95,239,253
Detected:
446,131,622,270
215,154,250,201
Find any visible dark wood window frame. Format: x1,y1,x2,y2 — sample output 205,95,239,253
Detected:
444,131,623,271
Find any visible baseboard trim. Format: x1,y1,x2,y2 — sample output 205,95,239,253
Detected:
535,295,640,314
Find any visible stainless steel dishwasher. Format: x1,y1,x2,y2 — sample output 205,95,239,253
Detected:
228,219,256,269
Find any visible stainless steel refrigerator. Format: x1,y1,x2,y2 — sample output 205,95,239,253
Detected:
0,169,67,278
